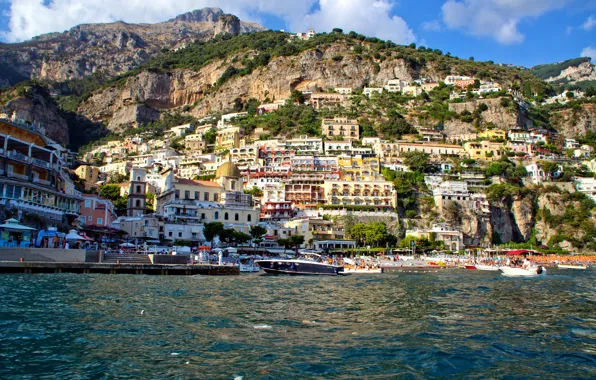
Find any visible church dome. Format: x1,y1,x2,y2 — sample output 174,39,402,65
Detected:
215,161,241,179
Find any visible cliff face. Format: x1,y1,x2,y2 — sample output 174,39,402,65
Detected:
550,103,596,138
546,61,596,85
0,8,266,85
445,98,519,136
77,44,418,131
2,89,69,145
488,195,535,244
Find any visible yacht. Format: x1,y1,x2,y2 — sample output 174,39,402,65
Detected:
255,253,344,276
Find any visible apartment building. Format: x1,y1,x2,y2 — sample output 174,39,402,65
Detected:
323,180,397,209
321,116,360,140
79,194,117,228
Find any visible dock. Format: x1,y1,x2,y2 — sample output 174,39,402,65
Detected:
0,261,239,275
0,248,239,276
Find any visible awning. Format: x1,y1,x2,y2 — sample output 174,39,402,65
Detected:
0,218,37,231
65,229,86,241
507,249,539,256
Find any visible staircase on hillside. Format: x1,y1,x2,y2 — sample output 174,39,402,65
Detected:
102,252,151,264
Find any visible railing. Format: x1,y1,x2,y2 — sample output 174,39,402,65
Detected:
31,157,51,169
7,151,29,162
33,177,51,186
8,172,28,181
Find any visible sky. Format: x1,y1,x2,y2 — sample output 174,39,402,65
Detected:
0,0,595,68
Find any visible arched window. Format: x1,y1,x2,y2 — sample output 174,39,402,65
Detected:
136,185,141,193
214,211,219,220
136,199,141,208
231,181,236,190
247,214,252,222
225,212,229,220
235,213,239,221
137,176,140,181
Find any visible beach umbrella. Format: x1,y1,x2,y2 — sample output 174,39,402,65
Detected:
0,218,37,231
119,242,135,247
65,229,86,241
197,246,211,251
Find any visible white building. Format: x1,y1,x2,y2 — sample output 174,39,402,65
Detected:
444,75,471,85
363,87,383,97
575,177,596,202
384,79,409,93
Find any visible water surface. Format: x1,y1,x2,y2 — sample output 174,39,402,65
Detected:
0,270,594,379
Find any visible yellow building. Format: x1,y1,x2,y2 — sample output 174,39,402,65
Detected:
338,155,381,180
463,140,508,161
184,133,206,152
0,119,82,222
323,180,397,209
479,129,507,140
321,116,360,140
74,165,100,184
216,127,240,150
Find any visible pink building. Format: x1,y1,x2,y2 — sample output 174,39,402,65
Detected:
79,194,117,228
507,141,530,155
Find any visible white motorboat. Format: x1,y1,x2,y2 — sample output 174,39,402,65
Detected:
343,267,383,274
557,264,587,270
500,266,546,277
475,264,500,271
239,263,261,273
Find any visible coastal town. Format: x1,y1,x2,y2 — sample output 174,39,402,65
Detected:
1,69,595,261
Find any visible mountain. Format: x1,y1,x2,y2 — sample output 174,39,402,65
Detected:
530,57,596,90
0,8,266,86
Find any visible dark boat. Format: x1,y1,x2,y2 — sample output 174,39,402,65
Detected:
255,253,344,276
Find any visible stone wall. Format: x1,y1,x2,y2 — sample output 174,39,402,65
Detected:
0,248,87,262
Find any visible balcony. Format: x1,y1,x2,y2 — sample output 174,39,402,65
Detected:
33,177,51,186
8,151,29,163
8,172,29,181
31,157,51,169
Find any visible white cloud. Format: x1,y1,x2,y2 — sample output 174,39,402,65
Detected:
421,20,441,32
581,47,596,61
1,0,317,42
1,0,415,45
582,15,596,31
291,0,416,44
441,0,570,44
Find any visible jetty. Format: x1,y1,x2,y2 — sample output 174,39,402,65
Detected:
0,248,239,276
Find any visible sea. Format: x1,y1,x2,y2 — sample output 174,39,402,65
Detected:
0,270,594,379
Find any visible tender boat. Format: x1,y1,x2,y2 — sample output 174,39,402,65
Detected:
500,266,546,277
464,265,477,270
557,264,587,270
255,253,344,276
343,267,383,274
475,264,500,271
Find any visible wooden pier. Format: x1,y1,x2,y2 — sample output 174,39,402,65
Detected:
0,261,240,276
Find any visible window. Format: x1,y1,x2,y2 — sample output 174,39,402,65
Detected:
247,214,252,222
195,191,200,200
85,200,91,208
97,218,103,225
235,213,239,221
136,199,141,208
168,232,173,237
225,212,229,220
185,190,190,199
178,232,182,238
231,181,235,190
79,216,86,225
136,185,141,193
201,213,205,220
88,216,92,221
204,192,209,201
214,211,219,220
175,190,180,199
214,193,218,202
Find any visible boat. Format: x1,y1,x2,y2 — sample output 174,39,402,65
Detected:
500,266,546,277
343,267,383,274
239,262,261,273
464,265,477,270
475,264,500,271
557,264,587,270
255,253,344,276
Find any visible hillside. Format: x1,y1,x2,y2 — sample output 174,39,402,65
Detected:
531,57,596,91
0,8,266,86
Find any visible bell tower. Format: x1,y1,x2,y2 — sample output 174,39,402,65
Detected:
127,168,147,217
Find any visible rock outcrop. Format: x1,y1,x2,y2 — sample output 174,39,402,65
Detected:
445,98,519,136
76,44,419,130
550,103,596,138
0,8,266,85
2,90,69,145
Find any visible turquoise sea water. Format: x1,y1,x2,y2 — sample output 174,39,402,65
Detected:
0,270,595,379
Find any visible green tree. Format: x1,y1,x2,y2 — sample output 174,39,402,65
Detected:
203,128,217,145
277,238,293,253
203,222,224,248
402,151,431,173
244,186,263,197
249,225,267,246
290,89,305,104
99,184,121,201
289,235,305,253
233,231,252,246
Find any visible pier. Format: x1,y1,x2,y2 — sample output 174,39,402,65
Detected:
0,248,239,276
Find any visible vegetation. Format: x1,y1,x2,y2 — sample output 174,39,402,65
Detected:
530,58,591,80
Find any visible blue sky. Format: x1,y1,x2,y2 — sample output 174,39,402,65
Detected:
1,0,595,68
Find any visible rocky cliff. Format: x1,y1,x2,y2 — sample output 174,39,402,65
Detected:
0,8,266,85
446,98,519,135
1,87,69,145
550,103,596,138
77,43,418,131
